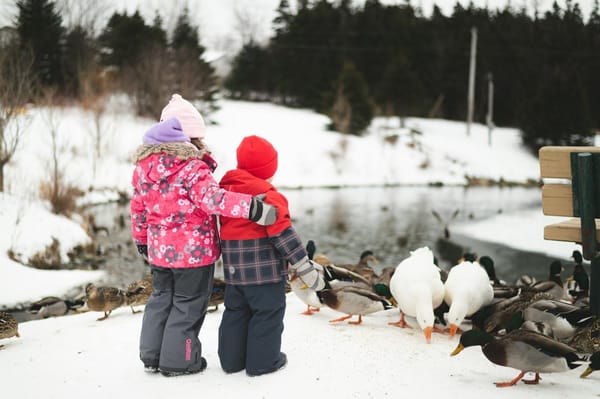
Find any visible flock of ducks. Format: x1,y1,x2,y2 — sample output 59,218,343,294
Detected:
2,243,599,387
288,243,600,387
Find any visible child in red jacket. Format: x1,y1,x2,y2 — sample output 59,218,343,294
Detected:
217,135,325,376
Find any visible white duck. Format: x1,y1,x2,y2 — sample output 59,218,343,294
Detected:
444,259,494,337
388,246,445,343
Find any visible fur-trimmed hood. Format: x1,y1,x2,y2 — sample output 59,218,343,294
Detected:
133,142,206,164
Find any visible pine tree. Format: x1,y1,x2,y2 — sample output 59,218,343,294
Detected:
329,61,374,135
170,7,219,116
16,0,65,90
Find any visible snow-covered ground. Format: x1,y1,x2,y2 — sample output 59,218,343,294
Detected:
1,98,594,398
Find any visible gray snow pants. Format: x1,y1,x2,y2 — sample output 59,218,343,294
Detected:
139,264,214,372
217,280,286,374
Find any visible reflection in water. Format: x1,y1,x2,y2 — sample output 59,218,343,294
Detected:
83,186,556,289
284,186,554,283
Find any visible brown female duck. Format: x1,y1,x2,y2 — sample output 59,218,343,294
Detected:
85,283,127,321
0,311,19,349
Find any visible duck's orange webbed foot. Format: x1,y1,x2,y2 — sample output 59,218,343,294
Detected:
388,313,411,328
522,372,541,385
494,371,525,388
330,314,353,323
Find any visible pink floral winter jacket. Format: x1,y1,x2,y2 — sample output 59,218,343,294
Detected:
131,132,253,268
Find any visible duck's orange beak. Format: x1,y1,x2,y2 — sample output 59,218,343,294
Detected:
423,326,433,344
16,330,20,338
450,343,464,356
449,323,458,338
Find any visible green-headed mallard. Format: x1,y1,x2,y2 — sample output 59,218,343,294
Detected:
85,283,127,321
580,351,600,378
126,274,153,313
316,282,393,325
388,246,445,343
451,329,585,387
0,311,19,349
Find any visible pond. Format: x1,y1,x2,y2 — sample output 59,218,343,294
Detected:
13,185,565,322
90,185,556,286
283,185,559,282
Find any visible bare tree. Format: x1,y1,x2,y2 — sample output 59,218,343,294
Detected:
79,63,111,180
233,4,264,46
0,41,35,192
55,0,111,35
39,88,81,216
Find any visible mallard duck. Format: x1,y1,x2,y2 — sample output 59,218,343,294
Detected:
567,250,590,301
125,274,153,313
27,296,85,318
513,299,593,340
565,316,600,354
316,282,393,325
0,311,19,349
580,351,600,378
451,329,585,387
290,240,372,316
208,277,226,313
444,259,494,337
388,246,445,343
85,283,127,321
333,250,379,284
478,255,504,286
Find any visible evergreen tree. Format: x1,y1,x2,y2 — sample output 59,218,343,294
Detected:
98,11,165,70
225,42,271,99
16,0,65,91
329,61,374,135
170,7,219,116
62,25,96,98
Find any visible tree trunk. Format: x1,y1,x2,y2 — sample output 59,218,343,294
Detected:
0,161,4,192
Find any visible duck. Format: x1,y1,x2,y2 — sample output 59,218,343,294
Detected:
85,283,127,321
208,277,226,313
316,282,393,325
567,250,590,302
125,274,153,314
333,250,379,284
565,316,600,354
290,241,372,316
388,246,445,343
444,258,494,337
0,311,20,349
450,328,586,387
477,255,509,287
27,296,85,318
580,351,600,378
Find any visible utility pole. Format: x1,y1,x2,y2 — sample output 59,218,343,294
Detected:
466,26,477,137
486,72,494,146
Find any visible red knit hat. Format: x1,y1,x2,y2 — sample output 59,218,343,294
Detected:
236,135,278,180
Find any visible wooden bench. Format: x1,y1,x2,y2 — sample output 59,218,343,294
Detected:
539,146,599,315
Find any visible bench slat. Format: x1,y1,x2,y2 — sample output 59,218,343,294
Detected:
544,218,600,243
542,183,574,216
539,146,600,179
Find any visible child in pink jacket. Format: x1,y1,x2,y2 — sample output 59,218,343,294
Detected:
131,94,276,377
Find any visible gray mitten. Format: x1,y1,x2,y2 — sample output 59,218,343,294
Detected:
249,194,278,226
290,257,326,291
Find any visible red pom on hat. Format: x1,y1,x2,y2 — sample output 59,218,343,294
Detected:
236,135,278,180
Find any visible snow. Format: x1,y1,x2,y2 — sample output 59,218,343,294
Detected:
1,292,597,399
0,97,596,397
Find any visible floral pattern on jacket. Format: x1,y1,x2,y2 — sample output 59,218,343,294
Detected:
130,142,253,268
